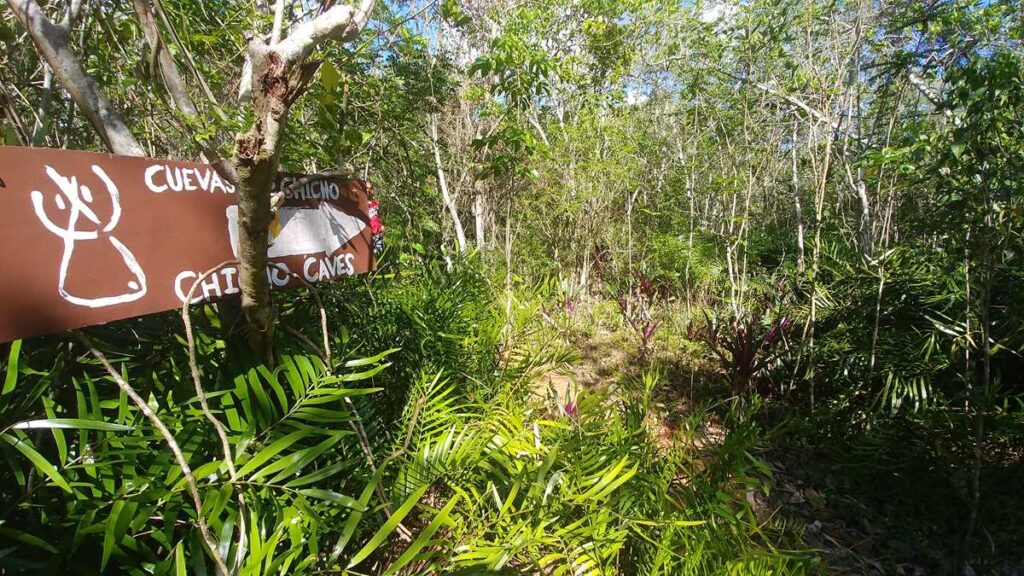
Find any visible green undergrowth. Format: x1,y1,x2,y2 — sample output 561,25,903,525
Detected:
0,258,821,574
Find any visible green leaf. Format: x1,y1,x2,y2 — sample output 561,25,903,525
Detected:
575,456,636,501
236,429,313,478
330,473,380,563
321,60,341,92
283,461,349,488
322,362,391,383
11,418,133,432
347,484,429,568
304,387,382,404
0,526,59,554
343,348,400,368
42,400,67,466
344,128,367,147
291,406,354,423
298,489,366,510
382,494,461,576
1,433,71,493
3,125,18,146
260,365,289,415
260,434,345,482
3,339,20,395
246,367,278,421
102,501,125,570
174,542,187,576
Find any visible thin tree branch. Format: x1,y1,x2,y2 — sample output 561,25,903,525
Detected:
907,71,941,107
271,0,287,44
431,114,467,252
132,0,199,118
182,262,241,481
0,77,30,145
343,396,413,542
74,331,229,576
274,0,376,64
131,0,235,174
7,0,145,156
181,260,249,573
151,0,225,119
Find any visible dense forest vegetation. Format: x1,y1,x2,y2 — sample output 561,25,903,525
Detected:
1,0,1023,574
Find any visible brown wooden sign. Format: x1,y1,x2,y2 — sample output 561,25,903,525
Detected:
0,147,374,342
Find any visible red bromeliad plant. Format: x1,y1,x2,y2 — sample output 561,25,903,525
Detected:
618,272,662,362
697,298,795,397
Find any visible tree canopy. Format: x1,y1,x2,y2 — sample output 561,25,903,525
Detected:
1,0,1023,574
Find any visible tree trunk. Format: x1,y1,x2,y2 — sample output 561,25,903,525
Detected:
474,182,487,252
431,115,467,253
231,47,300,358
792,123,806,273
230,1,376,358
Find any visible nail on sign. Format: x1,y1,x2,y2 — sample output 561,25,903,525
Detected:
0,147,375,342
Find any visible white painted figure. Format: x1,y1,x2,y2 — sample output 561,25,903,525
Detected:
31,165,147,307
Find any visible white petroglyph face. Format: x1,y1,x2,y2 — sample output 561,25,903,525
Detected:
30,164,147,308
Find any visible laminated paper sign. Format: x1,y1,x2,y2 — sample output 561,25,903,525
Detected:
0,147,374,342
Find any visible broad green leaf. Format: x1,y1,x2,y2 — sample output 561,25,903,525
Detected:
347,484,429,568
11,418,133,432
298,489,366,510
321,60,341,92
3,339,20,395
259,364,289,415
0,526,58,553
323,362,391,383
42,400,67,466
174,542,187,576
342,348,400,368
382,494,461,576
329,473,380,563
1,433,71,493
259,434,345,482
189,459,225,483
306,386,382,401
284,460,351,488
102,501,125,570
246,367,277,422
3,125,17,146
236,429,312,478
576,456,636,501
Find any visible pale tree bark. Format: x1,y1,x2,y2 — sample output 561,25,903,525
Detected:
843,0,872,259
129,1,238,185
430,114,467,253
30,0,83,146
7,0,145,156
232,0,376,357
131,0,199,119
473,180,487,251
30,66,53,146
271,0,287,44
791,122,806,273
